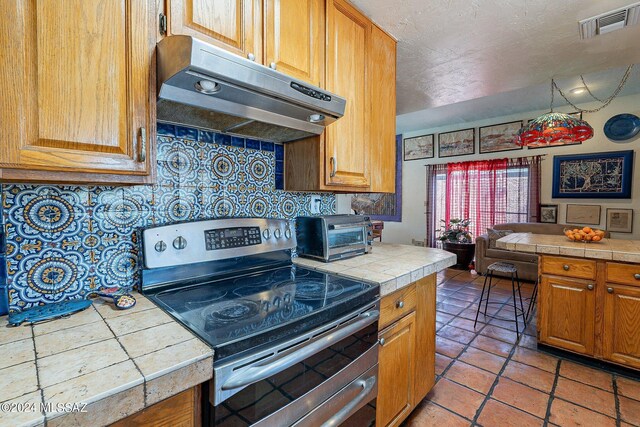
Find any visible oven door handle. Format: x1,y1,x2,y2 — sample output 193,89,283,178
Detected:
221,310,379,391
320,375,377,427
328,222,370,230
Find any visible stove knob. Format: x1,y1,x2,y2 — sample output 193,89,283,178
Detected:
274,228,282,239
262,301,271,311
273,296,282,307
283,293,291,304
173,236,187,250
154,240,167,252
262,229,271,240
284,229,292,239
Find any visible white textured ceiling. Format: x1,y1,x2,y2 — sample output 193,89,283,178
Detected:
397,65,640,132
351,0,640,116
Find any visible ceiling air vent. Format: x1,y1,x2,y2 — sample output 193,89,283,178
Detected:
579,2,640,39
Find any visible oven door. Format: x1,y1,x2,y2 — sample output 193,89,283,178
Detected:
209,303,379,427
326,224,368,260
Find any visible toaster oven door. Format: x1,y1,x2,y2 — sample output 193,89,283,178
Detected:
326,225,368,260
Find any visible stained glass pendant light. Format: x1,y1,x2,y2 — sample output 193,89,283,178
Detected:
516,65,635,147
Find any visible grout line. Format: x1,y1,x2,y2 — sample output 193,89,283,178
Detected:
31,323,48,427
542,358,562,425
93,307,148,408
613,375,622,427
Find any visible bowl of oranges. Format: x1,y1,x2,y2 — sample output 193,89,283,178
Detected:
564,227,605,243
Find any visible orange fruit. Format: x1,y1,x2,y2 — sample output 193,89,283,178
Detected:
585,234,592,241
583,227,592,233
573,229,580,233
592,235,601,242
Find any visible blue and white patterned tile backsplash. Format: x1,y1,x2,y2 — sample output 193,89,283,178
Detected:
1,124,335,313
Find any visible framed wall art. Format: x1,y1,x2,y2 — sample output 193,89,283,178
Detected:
566,204,601,225
403,134,434,161
606,208,633,233
552,150,634,198
438,128,475,158
479,121,523,154
540,204,558,224
351,135,403,221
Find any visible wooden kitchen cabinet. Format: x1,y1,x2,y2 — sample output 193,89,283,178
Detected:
538,274,596,355
377,312,415,427
167,0,263,61
0,0,155,184
264,0,325,86
603,283,640,369
110,386,200,427
368,24,397,193
377,275,436,427
285,1,397,193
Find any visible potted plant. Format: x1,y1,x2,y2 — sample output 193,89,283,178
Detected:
437,218,475,270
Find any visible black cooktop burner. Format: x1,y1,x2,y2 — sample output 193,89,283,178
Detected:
274,279,344,300
203,300,260,323
147,264,379,361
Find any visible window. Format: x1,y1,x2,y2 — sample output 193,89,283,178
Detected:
426,157,541,246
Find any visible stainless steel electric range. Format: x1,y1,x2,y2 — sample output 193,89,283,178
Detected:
140,218,380,427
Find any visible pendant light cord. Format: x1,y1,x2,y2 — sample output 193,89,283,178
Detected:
552,65,634,113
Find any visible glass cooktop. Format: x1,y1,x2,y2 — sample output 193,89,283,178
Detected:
146,265,379,361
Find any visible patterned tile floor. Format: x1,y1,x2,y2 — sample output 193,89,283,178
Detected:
404,268,640,427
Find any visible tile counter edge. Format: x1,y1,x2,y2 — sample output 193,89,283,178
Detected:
293,242,457,296
496,232,640,263
0,294,214,427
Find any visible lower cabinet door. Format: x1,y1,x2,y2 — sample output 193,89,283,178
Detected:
539,275,596,355
603,284,640,369
376,312,416,427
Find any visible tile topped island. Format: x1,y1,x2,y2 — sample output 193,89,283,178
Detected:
496,232,640,373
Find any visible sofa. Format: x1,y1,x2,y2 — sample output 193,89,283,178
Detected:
475,222,610,282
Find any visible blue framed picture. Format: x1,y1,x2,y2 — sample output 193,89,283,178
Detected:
552,150,634,199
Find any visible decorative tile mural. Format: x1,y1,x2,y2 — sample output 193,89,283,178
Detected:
1,124,335,313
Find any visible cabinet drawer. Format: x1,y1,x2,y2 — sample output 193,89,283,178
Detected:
541,256,596,280
606,263,640,287
380,284,416,329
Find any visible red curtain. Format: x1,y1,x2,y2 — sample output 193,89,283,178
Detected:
441,156,542,241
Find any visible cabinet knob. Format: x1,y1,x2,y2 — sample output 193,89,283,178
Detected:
269,62,277,70
563,264,570,271
634,274,640,280
247,53,256,61
587,284,594,291
396,300,404,309
607,287,614,294
379,338,385,346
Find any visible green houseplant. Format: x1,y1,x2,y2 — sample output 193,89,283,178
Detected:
437,218,475,270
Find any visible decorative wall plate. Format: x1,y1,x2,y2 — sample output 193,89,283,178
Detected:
604,114,640,141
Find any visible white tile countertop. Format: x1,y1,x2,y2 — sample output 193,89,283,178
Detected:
0,294,213,427
497,232,640,263
293,242,457,296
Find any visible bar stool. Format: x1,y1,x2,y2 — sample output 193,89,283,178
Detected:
474,262,527,339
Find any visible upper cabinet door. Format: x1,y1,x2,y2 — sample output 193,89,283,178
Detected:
324,0,370,188
169,0,262,62
369,25,396,193
0,0,154,183
264,0,325,86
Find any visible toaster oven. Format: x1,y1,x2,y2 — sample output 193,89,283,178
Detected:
295,215,372,262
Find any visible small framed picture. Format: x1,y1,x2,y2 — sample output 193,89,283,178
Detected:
479,120,523,154
540,204,558,224
403,134,434,161
606,208,633,233
438,128,475,158
566,204,601,225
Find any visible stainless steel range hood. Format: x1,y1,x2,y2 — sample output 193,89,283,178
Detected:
156,36,346,143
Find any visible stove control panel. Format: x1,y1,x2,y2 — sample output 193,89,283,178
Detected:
205,226,261,250
142,218,296,269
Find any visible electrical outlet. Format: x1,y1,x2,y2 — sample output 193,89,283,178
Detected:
310,195,322,214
